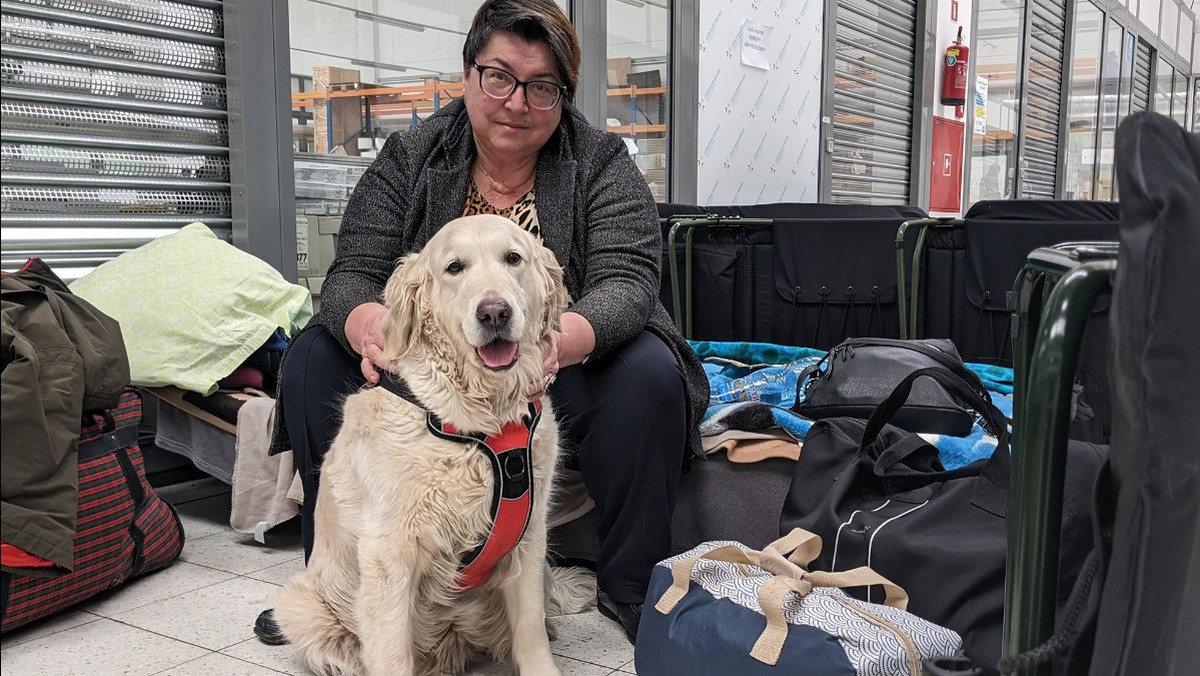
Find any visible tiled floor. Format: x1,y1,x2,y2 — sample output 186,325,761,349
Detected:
0,478,637,676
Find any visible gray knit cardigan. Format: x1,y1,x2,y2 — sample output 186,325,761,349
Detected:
270,99,707,458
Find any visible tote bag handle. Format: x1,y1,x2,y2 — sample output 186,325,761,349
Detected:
653,530,913,667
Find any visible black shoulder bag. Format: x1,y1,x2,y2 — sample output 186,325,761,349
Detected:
793,337,986,436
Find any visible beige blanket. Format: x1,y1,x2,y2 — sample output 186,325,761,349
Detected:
230,396,302,541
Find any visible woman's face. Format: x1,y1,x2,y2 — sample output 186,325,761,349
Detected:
464,30,565,162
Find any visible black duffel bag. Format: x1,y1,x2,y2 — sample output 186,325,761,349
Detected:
781,367,1105,673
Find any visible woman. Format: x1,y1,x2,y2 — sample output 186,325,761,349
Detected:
255,0,708,646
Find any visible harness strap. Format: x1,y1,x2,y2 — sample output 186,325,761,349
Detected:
377,373,541,590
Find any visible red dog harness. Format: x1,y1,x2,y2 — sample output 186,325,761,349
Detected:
378,374,541,590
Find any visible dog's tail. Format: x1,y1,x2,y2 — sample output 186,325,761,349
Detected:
275,574,362,676
544,565,596,617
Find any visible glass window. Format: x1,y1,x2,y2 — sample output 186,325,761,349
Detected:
1155,56,1174,116
1173,72,1189,126
1096,21,1124,200
969,0,1025,203
1139,0,1161,32
1180,14,1195,64
1160,1,1179,54
1194,78,1199,132
1064,1,1103,200
1118,31,1134,120
606,0,671,202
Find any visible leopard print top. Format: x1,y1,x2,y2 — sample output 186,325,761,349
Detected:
461,177,541,240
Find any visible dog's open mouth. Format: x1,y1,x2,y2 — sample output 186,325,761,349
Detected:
476,339,519,371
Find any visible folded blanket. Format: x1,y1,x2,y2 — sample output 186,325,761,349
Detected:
701,428,801,463
690,340,1015,471
230,396,301,541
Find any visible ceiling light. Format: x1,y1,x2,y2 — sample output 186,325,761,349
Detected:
353,11,426,32
351,58,408,73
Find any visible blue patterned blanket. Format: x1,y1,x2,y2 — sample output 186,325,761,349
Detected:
689,340,1014,471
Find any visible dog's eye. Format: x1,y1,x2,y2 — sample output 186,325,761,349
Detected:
446,261,463,275
505,251,522,265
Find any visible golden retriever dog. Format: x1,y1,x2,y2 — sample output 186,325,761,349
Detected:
274,214,592,676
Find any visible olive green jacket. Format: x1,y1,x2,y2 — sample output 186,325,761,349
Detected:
1,259,129,573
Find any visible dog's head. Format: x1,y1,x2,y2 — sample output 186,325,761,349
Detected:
381,214,569,400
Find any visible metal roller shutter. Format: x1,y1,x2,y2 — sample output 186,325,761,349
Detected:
1,0,228,279
828,0,917,204
1017,0,1066,198
1131,39,1152,114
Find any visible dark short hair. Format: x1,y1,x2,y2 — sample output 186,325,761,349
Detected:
462,0,580,103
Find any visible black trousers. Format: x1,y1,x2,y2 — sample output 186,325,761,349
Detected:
280,325,688,605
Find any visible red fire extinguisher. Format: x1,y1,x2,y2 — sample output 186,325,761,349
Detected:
941,27,970,107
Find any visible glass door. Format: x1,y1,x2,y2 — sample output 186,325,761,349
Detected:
606,0,671,202
969,0,1025,203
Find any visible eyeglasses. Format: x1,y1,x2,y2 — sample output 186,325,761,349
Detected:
471,62,566,110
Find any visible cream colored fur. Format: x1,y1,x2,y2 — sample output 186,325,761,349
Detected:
274,215,590,676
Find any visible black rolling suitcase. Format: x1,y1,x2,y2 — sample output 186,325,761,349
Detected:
1001,112,1200,675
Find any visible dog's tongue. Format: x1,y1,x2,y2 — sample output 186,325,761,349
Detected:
477,340,519,368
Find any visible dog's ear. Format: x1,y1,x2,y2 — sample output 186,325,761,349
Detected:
381,252,430,360
533,243,570,334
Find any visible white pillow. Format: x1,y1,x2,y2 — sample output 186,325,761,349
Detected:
71,222,312,395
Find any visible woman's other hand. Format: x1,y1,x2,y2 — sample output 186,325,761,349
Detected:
557,311,595,368
527,329,561,400
345,302,392,384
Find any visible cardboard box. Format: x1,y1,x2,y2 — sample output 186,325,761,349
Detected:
635,152,665,171
607,57,632,88
297,214,340,280
312,66,362,155
315,216,342,237
637,138,668,155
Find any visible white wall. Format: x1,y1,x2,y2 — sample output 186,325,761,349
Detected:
696,0,824,205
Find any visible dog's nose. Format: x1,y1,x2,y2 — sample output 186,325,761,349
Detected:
476,299,512,330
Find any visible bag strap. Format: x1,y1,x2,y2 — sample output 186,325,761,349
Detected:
871,435,937,477
653,529,911,667
860,366,1008,449
995,548,1103,674
860,367,1012,516
791,361,825,411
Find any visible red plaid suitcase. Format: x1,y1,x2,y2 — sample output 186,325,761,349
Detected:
1,389,185,633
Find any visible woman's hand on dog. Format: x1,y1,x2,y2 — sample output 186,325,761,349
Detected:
528,330,561,400
346,302,394,384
